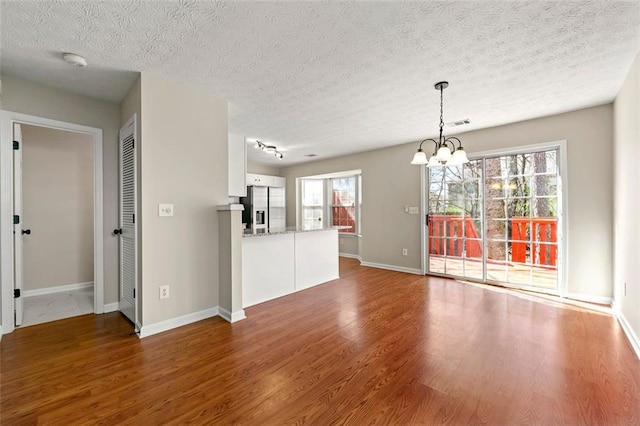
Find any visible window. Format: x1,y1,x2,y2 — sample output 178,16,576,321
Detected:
331,176,357,233
301,179,324,230
298,171,361,234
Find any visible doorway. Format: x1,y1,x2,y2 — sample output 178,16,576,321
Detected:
18,124,94,326
1,111,104,334
424,142,566,295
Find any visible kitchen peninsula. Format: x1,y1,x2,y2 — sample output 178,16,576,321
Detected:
242,226,340,308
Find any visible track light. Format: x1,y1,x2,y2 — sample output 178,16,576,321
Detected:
255,140,284,159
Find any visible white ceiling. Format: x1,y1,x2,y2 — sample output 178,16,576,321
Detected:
1,1,639,166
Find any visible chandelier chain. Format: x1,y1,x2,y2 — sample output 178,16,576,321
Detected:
439,85,444,142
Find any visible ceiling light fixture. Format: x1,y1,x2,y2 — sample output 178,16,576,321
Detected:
411,81,469,167
62,52,88,67
256,140,284,160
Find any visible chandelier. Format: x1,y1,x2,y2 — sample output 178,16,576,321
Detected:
410,81,469,167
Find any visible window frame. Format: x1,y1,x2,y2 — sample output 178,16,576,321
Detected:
297,171,362,236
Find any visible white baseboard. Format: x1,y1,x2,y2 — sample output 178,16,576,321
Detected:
0,324,3,339
138,306,219,338
339,253,361,261
24,281,93,298
103,302,119,313
564,292,612,306
218,306,246,323
614,308,640,360
360,261,422,275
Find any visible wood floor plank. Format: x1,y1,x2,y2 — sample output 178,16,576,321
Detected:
1,258,639,424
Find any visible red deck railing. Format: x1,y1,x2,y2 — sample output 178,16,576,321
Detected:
428,215,558,266
510,217,557,266
428,215,482,258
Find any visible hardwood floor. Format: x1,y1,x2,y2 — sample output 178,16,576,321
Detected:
2,258,639,424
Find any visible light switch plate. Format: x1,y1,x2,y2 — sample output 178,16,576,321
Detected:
408,206,419,214
159,203,174,217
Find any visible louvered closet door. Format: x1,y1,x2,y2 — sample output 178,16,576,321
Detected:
119,115,137,325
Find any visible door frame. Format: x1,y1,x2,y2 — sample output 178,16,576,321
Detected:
1,110,104,334
421,140,569,297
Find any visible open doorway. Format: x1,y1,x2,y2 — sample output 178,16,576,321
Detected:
19,124,94,327
1,111,104,334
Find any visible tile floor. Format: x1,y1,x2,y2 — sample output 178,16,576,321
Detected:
21,288,94,327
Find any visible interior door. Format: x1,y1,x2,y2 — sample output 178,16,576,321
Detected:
118,116,137,325
13,122,23,326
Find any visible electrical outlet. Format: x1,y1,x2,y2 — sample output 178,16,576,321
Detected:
159,285,169,299
402,248,408,256
408,206,419,214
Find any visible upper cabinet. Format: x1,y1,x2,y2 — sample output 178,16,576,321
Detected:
272,176,286,188
229,133,247,197
246,173,285,188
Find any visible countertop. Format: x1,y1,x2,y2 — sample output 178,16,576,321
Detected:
243,226,350,238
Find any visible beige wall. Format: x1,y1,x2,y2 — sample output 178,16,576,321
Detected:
613,52,640,340
282,104,614,299
247,161,280,176
139,73,228,326
22,125,94,290
1,75,120,304
339,235,360,257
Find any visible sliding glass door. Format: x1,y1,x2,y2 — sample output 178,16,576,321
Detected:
427,160,483,280
426,147,561,292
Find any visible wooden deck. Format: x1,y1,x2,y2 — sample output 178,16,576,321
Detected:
428,256,558,289
1,258,638,424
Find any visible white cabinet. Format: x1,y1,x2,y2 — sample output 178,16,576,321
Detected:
272,176,286,188
246,173,270,186
246,173,285,188
229,134,247,197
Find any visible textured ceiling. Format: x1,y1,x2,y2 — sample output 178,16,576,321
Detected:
1,1,639,166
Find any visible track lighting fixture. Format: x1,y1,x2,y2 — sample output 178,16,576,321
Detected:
256,140,284,160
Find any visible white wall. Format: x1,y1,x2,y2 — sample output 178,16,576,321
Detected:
0,75,120,304
22,125,93,290
613,52,640,341
247,161,280,176
139,73,228,326
282,104,614,299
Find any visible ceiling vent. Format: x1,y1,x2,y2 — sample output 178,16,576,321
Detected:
447,119,470,127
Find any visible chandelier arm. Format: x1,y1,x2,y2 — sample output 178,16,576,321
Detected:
445,137,463,149
419,138,438,151
442,139,456,151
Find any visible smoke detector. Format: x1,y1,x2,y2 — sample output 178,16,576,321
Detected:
63,53,88,67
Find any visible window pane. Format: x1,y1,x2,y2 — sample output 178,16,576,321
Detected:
331,176,357,233
301,179,324,229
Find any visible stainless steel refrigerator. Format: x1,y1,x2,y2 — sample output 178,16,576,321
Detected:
268,187,286,229
241,186,268,230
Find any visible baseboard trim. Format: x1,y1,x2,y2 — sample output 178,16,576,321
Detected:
564,292,612,306
218,306,246,323
138,307,219,338
360,261,422,275
339,253,361,261
103,302,119,313
23,281,93,298
0,324,3,339
614,308,640,360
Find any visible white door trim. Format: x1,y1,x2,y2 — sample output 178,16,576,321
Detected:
0,110,104,334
